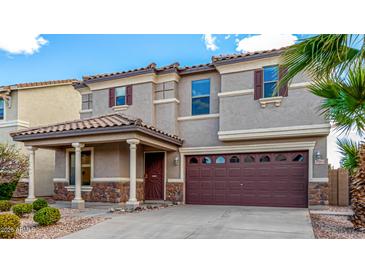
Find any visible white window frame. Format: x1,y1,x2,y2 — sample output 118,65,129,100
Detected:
191,78,210,116
0,97,5,120
263,65,279,98
81,92,93,111
115,86,127,106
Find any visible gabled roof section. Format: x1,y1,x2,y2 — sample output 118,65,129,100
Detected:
10,113,183,145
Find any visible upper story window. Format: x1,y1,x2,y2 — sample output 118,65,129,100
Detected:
0,98,4,120
116,87,126,106
192,79,210,116
81,93,92,110
263,65,279,98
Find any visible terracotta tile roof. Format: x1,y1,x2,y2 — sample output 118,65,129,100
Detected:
0,79,78,91
211,47,288,62
10,113,183,143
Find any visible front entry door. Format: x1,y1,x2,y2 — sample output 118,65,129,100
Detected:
145,152,164,200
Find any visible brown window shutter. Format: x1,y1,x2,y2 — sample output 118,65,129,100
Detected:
279,66,288,97
126,85,133,105
109,88,115,107
254,69,263,100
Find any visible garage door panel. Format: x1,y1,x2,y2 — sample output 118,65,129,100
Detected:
186,151,308,208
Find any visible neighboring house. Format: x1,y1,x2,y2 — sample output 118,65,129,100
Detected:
11,48,330,209
0,80,81,199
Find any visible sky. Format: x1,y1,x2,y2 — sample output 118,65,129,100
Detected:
0,33,353,167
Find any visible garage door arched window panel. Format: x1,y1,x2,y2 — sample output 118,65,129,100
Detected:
293,154,305,162
215,156,225,164
229,156,240,163
202,156,212,164
244,155,255,163
275,154,287,161
259,155,271,163
189,157,198,164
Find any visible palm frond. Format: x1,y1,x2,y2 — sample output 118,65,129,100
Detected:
278,34,362,89
336,138,360,174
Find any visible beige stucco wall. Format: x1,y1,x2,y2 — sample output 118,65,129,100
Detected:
8,84,81,196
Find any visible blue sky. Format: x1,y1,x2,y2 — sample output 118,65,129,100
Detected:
0,34,311,85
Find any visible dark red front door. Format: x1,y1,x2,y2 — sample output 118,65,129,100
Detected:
145,152,164,200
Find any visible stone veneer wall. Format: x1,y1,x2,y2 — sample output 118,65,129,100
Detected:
12,181,29,198
308,182,329,206
166,182,184,202
53,182,145,203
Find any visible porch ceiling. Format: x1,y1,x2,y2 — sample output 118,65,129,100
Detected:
10,113,183,151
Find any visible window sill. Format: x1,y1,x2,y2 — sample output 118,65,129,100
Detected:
80,109,92,114
259,96,283,108
112,105,128,111
65,185,93,192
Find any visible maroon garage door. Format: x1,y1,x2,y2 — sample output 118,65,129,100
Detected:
186,151,308,208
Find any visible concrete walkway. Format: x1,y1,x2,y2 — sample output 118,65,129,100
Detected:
63,205,314,239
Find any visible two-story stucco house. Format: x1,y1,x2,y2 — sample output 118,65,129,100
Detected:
0,80,81,199
11,48,330,209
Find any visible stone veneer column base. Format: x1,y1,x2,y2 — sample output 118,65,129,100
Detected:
166,182,184,203
53,181,145,203
12,181,29,198
308,181,329,206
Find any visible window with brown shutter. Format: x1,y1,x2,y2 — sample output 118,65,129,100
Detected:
126,85,133,105
109,88,115,107
254,69,263,100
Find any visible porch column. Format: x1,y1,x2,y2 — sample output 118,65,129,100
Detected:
71,142,85,209
126,139,140,209
25,146,37,203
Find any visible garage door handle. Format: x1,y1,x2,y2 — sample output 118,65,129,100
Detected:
240,184,243,186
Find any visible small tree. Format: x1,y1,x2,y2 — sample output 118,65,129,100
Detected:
0,143,28,200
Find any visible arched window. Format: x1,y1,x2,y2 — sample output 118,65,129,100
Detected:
259,155,270,162
244,155,255,163
275,154,287,161
229,156,240,163
189,157,198,164
202,156,212,164
293,154,304,162
215,156,225,164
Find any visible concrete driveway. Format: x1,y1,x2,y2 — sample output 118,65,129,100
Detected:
63,205,314,239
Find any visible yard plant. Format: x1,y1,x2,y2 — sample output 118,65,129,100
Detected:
12,203,33,217
0,200,12,212
280,34,365,228
0,213,20,239
32,198,48,211
33,207,61,226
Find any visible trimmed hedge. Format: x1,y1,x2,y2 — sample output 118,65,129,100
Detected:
0,182,17,200
33,207,61,226
32,198,48,211
0,213,20,239
0,200,12,212
12,203,33,217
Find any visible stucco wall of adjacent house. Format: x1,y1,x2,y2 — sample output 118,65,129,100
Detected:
177,72,220,117
14,84,81,196
92,82,155,125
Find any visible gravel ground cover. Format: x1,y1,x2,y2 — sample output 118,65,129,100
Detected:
0,208,108,239
310,206,365,239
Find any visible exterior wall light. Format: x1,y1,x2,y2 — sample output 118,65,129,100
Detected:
174,156,180,166
314,150,322,160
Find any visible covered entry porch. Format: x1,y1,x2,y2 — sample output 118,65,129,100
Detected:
11,113,183,209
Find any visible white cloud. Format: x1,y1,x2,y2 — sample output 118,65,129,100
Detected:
0,34,48,55
203,34,218,51
235,34,297,52
224,35,231,40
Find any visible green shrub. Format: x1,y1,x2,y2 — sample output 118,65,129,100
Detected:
0,213,20,239
12,203,33,217
32,198,48,211
0,182,17,200
33,207,61,226
0,200,12,212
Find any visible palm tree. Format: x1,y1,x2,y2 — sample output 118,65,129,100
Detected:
279,34,365,229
